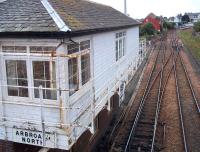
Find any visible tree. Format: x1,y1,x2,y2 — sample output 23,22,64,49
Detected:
194,21,200,32
182,14,190,23
163,21,175,30
140,23,155,36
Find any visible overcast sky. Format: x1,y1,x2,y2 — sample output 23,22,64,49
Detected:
90,0,200,19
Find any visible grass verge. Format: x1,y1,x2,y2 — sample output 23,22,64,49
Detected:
178,29,200,60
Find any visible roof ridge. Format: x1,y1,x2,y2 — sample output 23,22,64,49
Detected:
40,0,71,32
83,0,111,8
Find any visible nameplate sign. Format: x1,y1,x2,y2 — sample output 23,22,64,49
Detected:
12,128,55,148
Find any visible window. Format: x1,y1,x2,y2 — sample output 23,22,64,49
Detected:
67,40,91,96
33,61,56,100
116,32,126,61
2,46,26,53
68,58,78,96
30,46,56,54
81,54,90,85
2,45,57,100
6,60,28,97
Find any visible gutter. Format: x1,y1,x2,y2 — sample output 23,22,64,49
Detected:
0,24,140,39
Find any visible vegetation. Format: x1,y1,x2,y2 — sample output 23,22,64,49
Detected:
194,21,200,32
163,21,175,30
140,23,155,36
178,29,200,59
181,14,190,23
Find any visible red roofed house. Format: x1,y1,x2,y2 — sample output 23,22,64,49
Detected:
143,13,161,31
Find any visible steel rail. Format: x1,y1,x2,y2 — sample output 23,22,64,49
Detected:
150,41,168,152
110,43,172,150
111,37,171,151
174,51,188,152
108,44,157,150
151,43,179,151
150,42,165,152
179,53,200,113
124,39,165,152
123,41,162,152
108,44,157,146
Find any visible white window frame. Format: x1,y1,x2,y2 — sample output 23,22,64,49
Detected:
67,39,91,97
115,31,126,61
0,43,59,103
2,57,30,101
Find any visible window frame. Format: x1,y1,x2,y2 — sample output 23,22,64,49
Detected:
31,59,57,100
1,44,59,103
67,39,91,97
115,31,126,61
2,58,30,100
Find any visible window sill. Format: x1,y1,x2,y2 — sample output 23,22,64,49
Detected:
2,96,60,107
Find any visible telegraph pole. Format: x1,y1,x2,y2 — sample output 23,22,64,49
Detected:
124,0,127,15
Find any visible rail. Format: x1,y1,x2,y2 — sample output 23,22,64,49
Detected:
179,53,200,113
151,43,179,151
124,39,165,151
174,51,188,152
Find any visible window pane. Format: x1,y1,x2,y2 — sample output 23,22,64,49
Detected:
67,43,79,54
68,58,78,95
116,41,119,61
123,32,126,36
15,46,27,53
30,46,56,54
115,31,126,61
80,40,90,51
2,46,26,53
116,33,119,38
6,60,28,97
123,37,125,56
81,54,90,85
33,61,57,100
119,39,122,58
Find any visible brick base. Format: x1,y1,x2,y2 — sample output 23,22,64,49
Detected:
0,140,14,152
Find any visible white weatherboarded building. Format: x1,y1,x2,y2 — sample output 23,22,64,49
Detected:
0,0,145,150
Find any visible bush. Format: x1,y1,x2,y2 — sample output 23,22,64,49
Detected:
163,21,175,30
140,23,155,36
194,22,200,32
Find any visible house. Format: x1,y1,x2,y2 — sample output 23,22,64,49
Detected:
168,16,182,28
0,0,145,151
142,13,161,31
186,12,200,23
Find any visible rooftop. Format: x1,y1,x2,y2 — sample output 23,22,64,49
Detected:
0,0,140,37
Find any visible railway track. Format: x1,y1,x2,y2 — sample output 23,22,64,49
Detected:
174,50,200,152
123,39,175,152
124,47,164,151
110,35,175,152
111,31,200,152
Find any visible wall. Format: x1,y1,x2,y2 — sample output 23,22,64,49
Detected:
0,26,141,151
92,27,139,114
